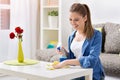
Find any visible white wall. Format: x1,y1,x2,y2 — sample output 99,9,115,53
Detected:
78,0,120,24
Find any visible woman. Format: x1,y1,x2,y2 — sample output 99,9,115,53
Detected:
53,3,105,80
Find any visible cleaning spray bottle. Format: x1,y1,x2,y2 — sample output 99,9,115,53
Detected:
57,43,67,62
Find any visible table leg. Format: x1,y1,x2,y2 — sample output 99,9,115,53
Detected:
85,74,92,80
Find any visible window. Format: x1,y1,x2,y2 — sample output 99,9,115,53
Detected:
0,0,10,30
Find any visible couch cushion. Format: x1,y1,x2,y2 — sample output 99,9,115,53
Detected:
100,53,120,77
104,22,120,53
50,55,60,62
36,49,58,62
93,23,105,28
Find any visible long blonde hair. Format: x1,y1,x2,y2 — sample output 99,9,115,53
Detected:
70,3,94,39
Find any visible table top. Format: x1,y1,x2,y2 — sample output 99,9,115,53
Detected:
0,61,93,80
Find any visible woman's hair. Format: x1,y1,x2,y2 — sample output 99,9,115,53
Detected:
70,3,94,39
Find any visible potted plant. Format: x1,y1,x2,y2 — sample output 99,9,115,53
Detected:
48,10,58,28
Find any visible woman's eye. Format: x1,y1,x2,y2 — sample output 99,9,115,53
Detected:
69,19,72,21
74,19,79,21
69,18,79,21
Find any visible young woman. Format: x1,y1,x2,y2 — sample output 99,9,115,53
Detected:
53,3,105,80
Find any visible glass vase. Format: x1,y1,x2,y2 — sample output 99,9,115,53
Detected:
18,39,24,63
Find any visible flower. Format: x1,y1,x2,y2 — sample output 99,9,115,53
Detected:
9,32,15,39
9,27,24,41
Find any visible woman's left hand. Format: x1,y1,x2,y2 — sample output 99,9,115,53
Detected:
53,59,80,69
53,60,66,69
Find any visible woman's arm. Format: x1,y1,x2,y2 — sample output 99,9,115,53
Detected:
53,59,80,69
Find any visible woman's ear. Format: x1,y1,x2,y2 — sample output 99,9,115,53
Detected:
84,15,87,22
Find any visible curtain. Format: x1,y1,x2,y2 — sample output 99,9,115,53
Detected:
8,0,40,60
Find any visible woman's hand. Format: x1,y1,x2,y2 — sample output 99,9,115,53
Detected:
56,46,64,55
53,59,80,69
52,60,67,69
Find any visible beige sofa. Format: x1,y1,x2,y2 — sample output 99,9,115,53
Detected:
36,22,120,78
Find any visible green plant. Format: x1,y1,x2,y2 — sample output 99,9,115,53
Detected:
48,10,58,16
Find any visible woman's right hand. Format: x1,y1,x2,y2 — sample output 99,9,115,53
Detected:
56,49,64,55
56,46,65,55
56,46,68,56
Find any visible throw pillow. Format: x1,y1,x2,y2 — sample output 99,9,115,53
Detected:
104,22,120,53
95,27,102,32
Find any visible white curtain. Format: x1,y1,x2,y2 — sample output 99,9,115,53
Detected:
8,0,40,60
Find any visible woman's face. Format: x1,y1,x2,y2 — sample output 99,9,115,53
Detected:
69,12,87,30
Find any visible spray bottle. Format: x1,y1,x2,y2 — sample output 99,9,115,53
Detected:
57,43,67,62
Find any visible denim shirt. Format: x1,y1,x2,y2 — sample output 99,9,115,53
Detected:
67,29,105,80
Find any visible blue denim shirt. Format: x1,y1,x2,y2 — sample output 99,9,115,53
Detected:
67,29,105,80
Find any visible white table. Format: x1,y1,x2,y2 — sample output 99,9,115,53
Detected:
0,61,93,80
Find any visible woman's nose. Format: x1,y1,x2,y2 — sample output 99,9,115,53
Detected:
71,21,76,25
70,20,74,23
